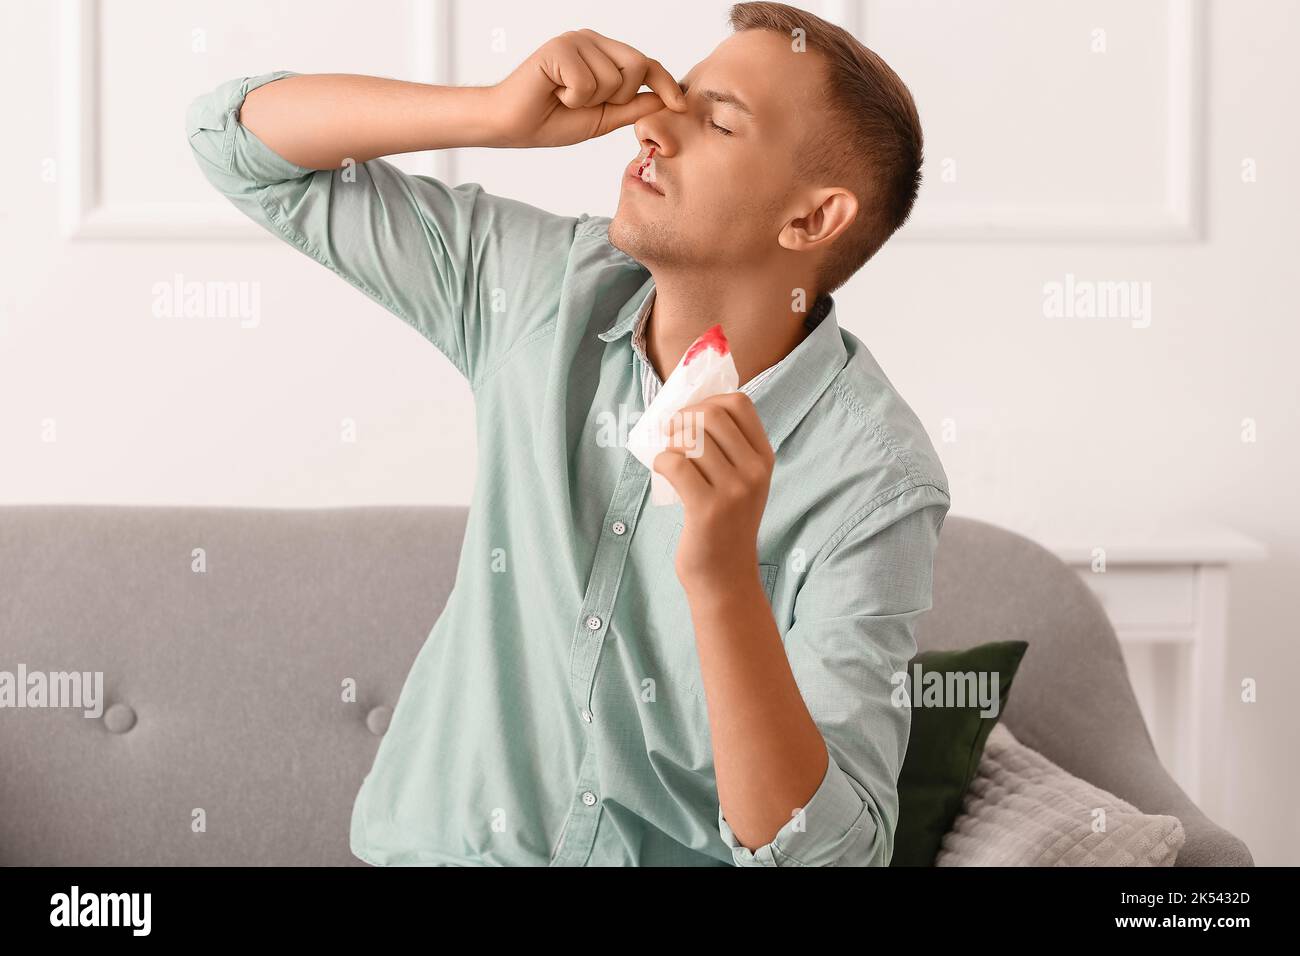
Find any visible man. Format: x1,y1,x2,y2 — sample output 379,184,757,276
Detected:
186,1,950,866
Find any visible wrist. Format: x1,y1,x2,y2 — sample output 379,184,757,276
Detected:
463,84,515,148
473,84,514,148
679,558,765,611
418,84,515,150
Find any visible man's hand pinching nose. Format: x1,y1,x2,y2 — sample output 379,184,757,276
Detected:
490,28,686,149
653,392,775,594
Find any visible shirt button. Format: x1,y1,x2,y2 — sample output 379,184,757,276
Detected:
585,615,602,631
580,708,593,723
581,791,598,807
611,520,627,535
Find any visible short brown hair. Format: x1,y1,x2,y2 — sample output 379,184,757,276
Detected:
728,2,923,297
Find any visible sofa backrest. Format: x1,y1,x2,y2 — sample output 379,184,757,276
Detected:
0,505,1248,865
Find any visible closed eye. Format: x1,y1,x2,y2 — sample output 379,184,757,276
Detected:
679,78,736,136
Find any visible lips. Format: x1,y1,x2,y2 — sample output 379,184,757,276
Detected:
626,168,665,196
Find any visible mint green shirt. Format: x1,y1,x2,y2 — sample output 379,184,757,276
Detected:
187,71,952,867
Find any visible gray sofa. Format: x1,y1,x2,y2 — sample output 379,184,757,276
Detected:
0,505,1253,866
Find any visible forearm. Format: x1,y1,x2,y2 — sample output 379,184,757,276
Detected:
237,73,504,169
683,569,829,851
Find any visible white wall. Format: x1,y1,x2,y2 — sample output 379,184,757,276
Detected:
1,0,1295,863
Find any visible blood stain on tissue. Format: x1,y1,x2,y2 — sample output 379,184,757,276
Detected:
684,323,731,365
636,145,657,179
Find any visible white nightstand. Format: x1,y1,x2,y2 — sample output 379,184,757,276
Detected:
1045,523,1267,821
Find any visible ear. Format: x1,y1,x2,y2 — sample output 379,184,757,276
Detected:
778,188,859,253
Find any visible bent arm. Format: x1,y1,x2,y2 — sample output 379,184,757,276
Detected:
186,71,588,387
704,483,950,866
238,73,505,168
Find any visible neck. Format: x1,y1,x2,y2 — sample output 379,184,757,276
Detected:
644,271,815,386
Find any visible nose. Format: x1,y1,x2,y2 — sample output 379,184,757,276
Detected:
634,103,680,158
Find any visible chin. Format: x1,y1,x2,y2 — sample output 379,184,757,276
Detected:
606,212,638,258
609,206,690,274
607,213,657,263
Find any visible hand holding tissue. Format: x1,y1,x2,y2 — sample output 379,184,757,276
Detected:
626,324,739,506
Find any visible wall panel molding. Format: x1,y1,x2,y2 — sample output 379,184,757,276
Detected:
848,0,1205,241
59,0,456,240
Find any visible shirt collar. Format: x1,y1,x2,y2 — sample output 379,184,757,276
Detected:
597,275,655,344
598,277,846,454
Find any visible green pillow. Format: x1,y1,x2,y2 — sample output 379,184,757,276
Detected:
890,640,1029,867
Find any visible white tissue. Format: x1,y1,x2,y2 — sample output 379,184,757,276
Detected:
626,324,739,506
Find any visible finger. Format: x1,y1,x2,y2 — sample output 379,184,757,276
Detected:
608,61,647,105
582,32,681,107
653,448,709,510
665,411,730,485
552,47,598,110
577,28,641,62
594,90,668,137
577,29,647,103
667,405,763,492
711,392,774,463
675,402,757,474
642,58,687,111
574,37,624,107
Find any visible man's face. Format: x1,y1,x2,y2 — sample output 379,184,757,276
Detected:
608,30,828,275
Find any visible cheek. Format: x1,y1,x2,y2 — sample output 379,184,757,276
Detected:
688,180,767,231
685,165,741,213
674,152,770,233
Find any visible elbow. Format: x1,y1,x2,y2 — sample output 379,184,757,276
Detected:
184,88,233,178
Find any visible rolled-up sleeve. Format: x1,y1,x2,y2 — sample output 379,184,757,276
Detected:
718,480,950,866
185,70,587,389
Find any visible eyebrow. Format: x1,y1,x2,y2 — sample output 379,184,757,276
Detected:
678,78,755,118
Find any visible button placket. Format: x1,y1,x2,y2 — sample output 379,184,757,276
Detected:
549,747,604,867
552,454,650,866
567,455,649,715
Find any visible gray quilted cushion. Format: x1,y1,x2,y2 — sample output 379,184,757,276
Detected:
936,723,1185,866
